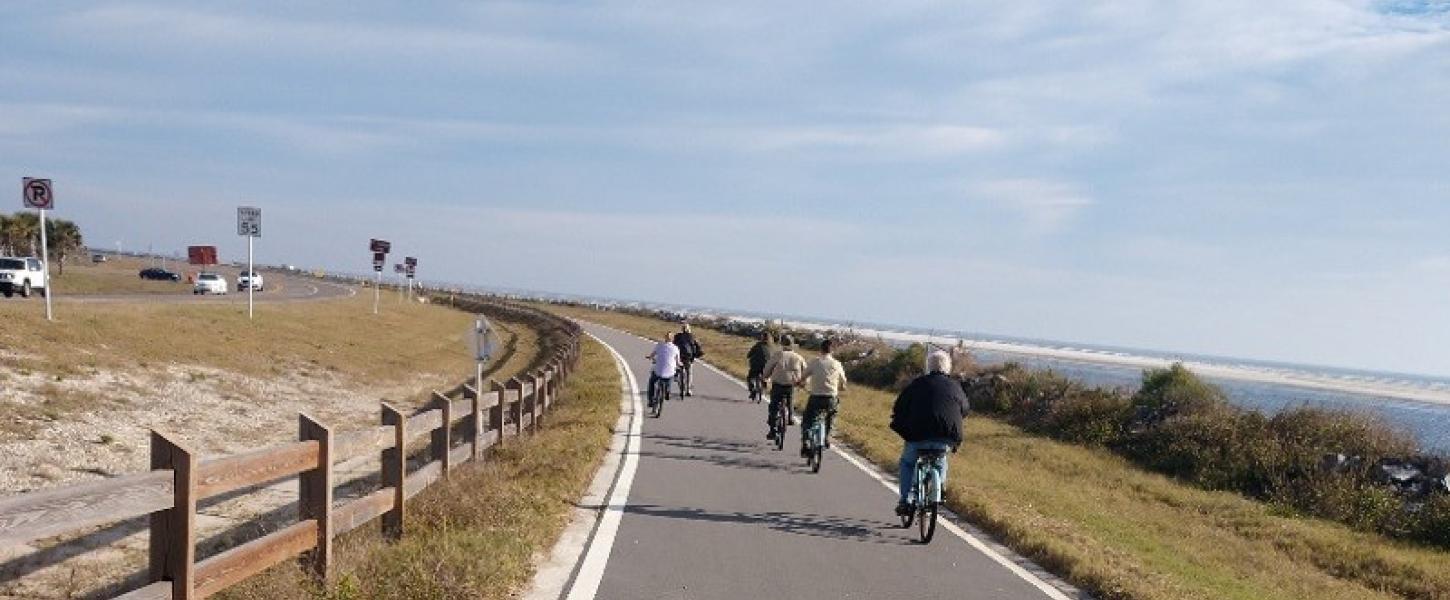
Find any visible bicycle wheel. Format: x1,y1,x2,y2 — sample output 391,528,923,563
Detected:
774,408,786,451
919,476,939,544
651,382,665,418
811,445,823,474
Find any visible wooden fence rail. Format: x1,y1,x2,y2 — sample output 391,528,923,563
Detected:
0,299,583,600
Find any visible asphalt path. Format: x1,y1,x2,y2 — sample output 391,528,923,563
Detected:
566,323,1082,600
51,272,357,305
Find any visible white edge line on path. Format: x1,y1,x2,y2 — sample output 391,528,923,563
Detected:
560,331,643,600
592,322,1076,600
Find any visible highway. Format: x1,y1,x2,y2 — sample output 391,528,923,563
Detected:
537,323,1085,600
54,272,357,305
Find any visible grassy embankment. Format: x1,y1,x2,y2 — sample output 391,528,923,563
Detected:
0,292,484,438
541,304,1450,600
43,256,192,295
219,336,620,599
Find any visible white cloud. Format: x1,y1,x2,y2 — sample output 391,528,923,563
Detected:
968,179,1094,233
58,4,595,71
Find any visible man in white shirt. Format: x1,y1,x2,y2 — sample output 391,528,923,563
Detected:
800,339,848,455
647,332,682,405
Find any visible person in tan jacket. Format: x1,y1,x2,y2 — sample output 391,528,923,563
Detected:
800,339,847,455
762,335,806,442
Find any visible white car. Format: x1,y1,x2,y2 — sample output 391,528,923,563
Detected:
237,270,264,292
0,257,48,298
193,272,228,295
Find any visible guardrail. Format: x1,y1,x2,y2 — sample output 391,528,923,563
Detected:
0,299,582,600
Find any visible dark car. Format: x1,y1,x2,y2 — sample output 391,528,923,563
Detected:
139,267,182,282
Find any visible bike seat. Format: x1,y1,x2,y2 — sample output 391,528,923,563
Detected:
916,449,949,461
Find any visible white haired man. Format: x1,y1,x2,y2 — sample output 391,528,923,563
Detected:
889,351,970,516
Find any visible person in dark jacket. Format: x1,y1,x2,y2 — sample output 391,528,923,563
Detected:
745,331,773,401
672,324,704,396
890,351,969,516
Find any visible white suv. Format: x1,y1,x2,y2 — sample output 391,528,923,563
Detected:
193,272,228,295
0,257,48,298
237,270,264,292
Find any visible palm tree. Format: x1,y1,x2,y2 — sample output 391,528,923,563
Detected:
1,212,40,257
0,213,11,255
46,218,84,275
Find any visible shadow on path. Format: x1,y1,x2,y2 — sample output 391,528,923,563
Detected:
625,504,913,546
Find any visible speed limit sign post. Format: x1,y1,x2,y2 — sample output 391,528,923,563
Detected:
237,207,261,321
22,178,55,321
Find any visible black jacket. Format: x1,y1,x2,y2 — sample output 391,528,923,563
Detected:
746,342,772,371
890,372,970,446
673,332,703,361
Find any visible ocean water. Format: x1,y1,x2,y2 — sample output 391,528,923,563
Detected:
965,348,1450,454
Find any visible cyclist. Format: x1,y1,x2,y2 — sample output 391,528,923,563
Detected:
646,332,682,406
799,339,847,457
761,334,806,441
672,324,704,397
890,351,968,517
745,331,773,401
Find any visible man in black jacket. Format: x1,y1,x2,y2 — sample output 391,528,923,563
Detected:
672,324,703,396
745,331,772,401
890,351,969,516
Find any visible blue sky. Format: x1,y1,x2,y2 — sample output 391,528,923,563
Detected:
2,1,1449,375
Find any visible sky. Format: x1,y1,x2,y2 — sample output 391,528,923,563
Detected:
2,1,1449,376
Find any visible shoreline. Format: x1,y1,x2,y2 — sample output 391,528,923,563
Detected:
775,319,1450,409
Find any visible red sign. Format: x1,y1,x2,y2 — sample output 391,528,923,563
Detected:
187,246,218,266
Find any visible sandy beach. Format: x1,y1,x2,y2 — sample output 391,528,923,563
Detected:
774,319,1450,408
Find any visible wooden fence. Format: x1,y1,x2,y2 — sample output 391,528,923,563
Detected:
0,300,583,600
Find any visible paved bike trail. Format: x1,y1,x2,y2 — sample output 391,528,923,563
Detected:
571,323,1078,600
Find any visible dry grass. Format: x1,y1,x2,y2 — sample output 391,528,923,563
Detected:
217,337,620,600
0,292,477,387
540,303,1450,600
41,255,192,296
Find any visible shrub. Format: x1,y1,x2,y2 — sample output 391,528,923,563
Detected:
1038,388,1133,446
1132,363,1228,423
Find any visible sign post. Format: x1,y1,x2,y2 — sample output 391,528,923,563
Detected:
394,264,405,304
369,239,391,315
22,178,54,321
404,257,418,301
470,316,497,402
237,207,262,320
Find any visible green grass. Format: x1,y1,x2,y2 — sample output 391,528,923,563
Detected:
218,336,620,599
540,303,1450,600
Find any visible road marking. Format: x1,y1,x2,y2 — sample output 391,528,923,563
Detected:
558,331,643,600
586,321,1077,600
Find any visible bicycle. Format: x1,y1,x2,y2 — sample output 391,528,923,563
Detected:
747,373,765,403
677,360,693,398
900,449,947,543
769,387,791,451
648,376,669,418
802,411,827,473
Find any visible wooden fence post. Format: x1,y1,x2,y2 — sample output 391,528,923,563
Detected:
380,403,406,540
464,384,483,461
431,392,452,478
534,372,546,424
298,414,333,581
149,430,196,600
489,379,507,446
506,377,524,437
